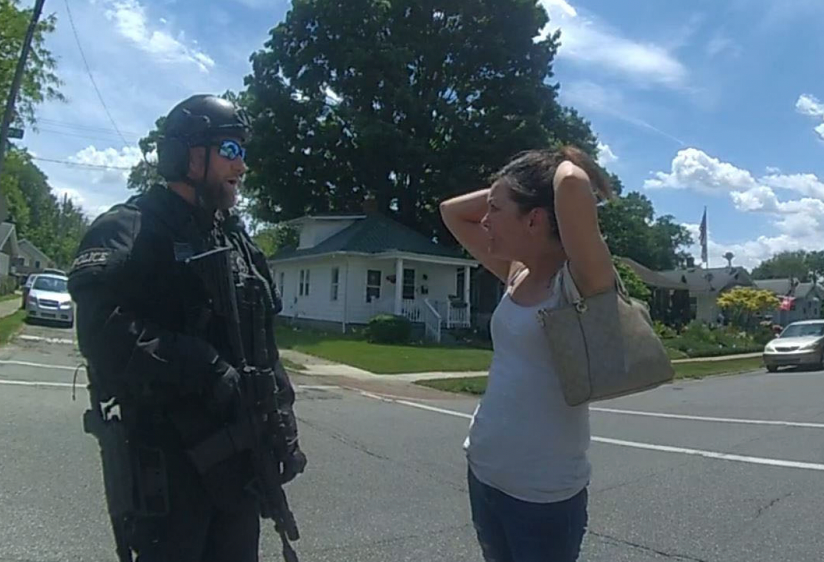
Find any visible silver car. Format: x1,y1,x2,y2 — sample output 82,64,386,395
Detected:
26,274,74,327
763,320,824,372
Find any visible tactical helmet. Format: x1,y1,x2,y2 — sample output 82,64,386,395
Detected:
157,94,252,182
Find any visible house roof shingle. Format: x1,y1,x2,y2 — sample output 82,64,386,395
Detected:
753,278,822,299
659,266,751,292
271,214,466,262
617,257,689,290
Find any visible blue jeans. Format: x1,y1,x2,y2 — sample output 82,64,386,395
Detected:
468,468,588,562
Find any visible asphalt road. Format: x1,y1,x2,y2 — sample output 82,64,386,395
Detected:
2,321,824,561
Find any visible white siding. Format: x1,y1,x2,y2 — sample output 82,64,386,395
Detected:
0,253,9,276
272,255,473,327
271,257,348,325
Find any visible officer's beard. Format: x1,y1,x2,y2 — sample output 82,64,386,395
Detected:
199,176,238,211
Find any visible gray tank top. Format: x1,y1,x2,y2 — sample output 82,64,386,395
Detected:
464,266,591,503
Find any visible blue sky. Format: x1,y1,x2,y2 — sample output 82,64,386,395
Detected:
17,0,824,270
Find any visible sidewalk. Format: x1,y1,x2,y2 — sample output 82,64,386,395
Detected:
0,295,22,319
280,348,764,384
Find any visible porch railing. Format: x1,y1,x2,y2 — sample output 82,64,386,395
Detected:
447,301,470,328
422,298,442,343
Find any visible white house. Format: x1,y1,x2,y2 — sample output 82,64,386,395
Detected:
753,278,824,326
269,211,478,341
16,239,54,276
659,265,753,324
0,223,20,277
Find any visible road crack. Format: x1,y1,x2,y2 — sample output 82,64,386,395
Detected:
755,492,793,519
298,417,391,461
591,531,711,562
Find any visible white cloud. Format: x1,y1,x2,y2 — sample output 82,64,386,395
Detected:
69,145,143,184
544,0,577,17
652,149,824,269
538,0,687,88
103,0,215,72
597,142,618,166
796,94,824,142
644,148,759,193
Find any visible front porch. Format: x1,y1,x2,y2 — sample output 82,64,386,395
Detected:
364,255,473,342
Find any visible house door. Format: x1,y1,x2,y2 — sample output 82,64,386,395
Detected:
403,268,415,300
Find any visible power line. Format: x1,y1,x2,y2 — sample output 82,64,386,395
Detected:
37,127,140,143
64,0,134,150
31,156,133,170
39,117,141,137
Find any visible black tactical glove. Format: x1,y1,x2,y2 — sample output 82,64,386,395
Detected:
208,359,243,418
281,445,307,484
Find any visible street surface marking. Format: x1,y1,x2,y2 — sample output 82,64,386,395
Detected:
0,360,80,371
0,377,337,392
591,407,824,429
594,437,824,472
18,335,75,345
360,391,824,473
0,379,75,389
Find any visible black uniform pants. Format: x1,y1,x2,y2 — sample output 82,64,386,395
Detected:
130,442,260,562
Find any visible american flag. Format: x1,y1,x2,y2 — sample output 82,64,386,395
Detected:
699,207,708,266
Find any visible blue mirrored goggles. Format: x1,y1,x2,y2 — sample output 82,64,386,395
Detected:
213,139,246,161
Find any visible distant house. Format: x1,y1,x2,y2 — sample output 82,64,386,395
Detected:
0,223,20,277
659,266,753,324
16,239,55,277
752,278,824,326
617,257,691,325
269,208,477,341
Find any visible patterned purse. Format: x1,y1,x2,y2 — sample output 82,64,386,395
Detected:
537,263,674,406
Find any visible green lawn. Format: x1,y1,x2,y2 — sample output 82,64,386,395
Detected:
275,326,492,374
0,311,27,346
0,293,20,303
418,356,765,395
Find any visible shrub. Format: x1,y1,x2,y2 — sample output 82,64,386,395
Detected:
0,276,18,296
654,321,677,340
668,320,763,357
365,314,412,344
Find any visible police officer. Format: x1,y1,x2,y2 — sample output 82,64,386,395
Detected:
68,94,306,562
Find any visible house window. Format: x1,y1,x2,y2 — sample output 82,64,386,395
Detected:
689,297,697,319
456,268,466,298
299,269,310,296
366,269,381,302
279,272,285,295
403,268,415,300
35,260,40,269
331,267,340,301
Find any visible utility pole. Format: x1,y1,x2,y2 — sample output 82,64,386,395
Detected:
0,0,48,222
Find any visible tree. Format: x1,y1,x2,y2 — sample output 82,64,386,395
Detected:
717,287,780,329
0,148,89,270
598,192,693,271
614,258,651,302
751,250,821,282
0,0,65,127
252,224,299,257
127,116,165,193
241,0,603,242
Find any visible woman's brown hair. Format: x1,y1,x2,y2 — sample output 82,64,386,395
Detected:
490,145,613,236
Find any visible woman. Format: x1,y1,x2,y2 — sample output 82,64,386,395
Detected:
440,146,614,561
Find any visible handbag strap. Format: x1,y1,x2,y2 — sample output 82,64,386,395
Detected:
559,261,630,305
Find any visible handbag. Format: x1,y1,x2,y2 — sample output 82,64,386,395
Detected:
536,262,674,406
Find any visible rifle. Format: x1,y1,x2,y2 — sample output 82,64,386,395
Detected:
83,379,136,562
185,246,300,562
